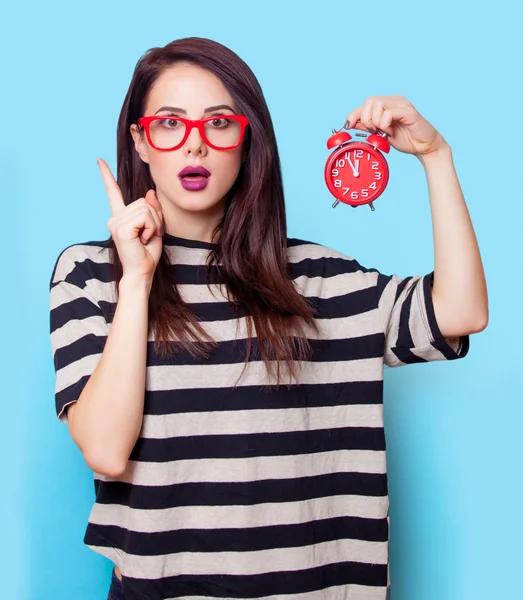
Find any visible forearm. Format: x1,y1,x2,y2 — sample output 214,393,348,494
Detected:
68,275,152,477
418,143,488,336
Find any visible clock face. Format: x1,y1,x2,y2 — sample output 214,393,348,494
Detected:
325,142,389,206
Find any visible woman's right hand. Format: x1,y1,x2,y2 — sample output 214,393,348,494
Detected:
97,158,164,281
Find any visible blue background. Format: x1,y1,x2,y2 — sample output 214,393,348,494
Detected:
2,1,521,598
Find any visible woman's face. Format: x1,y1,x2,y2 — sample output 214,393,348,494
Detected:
130,62,246,237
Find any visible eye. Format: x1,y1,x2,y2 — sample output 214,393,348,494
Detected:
210,117,229,128
154,113,183,128
159,118,181,129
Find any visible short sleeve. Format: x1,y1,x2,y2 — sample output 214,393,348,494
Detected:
377,270,470,368
49,247,110,423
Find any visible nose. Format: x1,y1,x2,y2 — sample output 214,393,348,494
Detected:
183,122,207,156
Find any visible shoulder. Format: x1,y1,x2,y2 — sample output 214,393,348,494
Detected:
50,239,112,289
286,236,379,277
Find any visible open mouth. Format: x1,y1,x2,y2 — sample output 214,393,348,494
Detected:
178,166,211,179
180,173,208,181
178,166,211,190
179,174,211,190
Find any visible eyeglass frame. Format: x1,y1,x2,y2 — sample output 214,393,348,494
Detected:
136,115,249,152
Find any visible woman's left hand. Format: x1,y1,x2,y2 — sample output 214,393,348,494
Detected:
346,95,448,158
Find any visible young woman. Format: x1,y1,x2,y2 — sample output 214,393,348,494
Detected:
49,36,488,600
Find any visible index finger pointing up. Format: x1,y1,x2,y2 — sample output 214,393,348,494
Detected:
97,158,126,215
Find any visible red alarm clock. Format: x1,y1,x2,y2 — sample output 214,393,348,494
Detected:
324,120,391,211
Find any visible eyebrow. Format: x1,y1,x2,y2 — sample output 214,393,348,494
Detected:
154,104,236,115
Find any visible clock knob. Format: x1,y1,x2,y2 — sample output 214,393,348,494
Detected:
327,131,352,149
367,132,390,154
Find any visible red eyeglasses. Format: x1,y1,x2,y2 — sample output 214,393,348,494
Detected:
136,115,249,151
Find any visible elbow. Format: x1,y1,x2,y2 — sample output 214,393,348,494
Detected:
68,409,131,478
83,448,129,479
439,311,489,337
433,291,489,337
457,312,489,336
474,313,489,333
469,294,490,333
469,307,489,334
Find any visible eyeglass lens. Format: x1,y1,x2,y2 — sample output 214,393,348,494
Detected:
149,117,242,149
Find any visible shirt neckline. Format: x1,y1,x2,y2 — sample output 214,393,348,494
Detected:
162,232,218,250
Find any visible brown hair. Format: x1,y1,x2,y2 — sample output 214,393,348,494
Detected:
105,36,319,386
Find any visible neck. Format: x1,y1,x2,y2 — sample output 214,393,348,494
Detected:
159,193,226,244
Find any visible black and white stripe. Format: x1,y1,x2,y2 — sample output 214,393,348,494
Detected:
49,235,469,600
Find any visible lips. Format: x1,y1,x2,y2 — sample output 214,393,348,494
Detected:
178,165,211,178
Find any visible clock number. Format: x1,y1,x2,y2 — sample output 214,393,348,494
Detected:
351,191,358,199
361,189,369,198
335,159,345,167
355,150,364,158
331,168,339,176
374,172,382,180
343,187,350,195
334,179,342,187
372,161,379,170
369,182,377,190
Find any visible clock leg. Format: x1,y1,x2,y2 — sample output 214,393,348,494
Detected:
332,200,340,208
369,202,375,211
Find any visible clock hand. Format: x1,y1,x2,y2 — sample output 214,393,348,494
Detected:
354,159,360,177
347,152,358,176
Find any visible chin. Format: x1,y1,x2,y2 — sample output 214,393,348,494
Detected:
174,192,227,213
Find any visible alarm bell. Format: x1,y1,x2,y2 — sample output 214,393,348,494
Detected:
324,120,391,211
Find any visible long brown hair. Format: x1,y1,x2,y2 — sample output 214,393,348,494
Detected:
105,36,320,386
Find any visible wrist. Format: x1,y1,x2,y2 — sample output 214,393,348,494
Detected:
119,273,154,296
417,140,452,167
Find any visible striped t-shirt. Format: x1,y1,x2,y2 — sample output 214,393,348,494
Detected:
49,233,469,600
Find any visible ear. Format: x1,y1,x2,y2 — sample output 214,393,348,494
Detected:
130,124,150,164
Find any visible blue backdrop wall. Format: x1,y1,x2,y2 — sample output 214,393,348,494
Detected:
2,1,521,598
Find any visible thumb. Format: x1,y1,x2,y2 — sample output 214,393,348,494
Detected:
145,189,164,235
145,189,162,211
145,189,164,219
